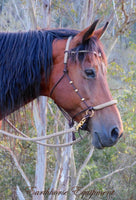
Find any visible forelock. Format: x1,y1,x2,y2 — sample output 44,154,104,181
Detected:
69,36,107,65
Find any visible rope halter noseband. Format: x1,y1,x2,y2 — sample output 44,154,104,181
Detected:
50,36,117,131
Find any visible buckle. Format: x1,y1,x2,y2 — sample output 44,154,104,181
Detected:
86,109,94,118
76,109,94,131
76,117,87,131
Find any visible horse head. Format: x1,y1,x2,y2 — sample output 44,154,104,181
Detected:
42,20,124,149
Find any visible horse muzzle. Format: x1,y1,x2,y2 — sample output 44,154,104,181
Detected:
91,126,123,149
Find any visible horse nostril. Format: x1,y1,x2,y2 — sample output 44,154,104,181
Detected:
111,127,119,143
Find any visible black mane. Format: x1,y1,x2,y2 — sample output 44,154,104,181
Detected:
0,29,78,118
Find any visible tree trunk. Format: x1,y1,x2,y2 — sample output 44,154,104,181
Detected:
33,97,48,200
57,122,73,200
32,1,51,199
42,0,51,28
80,0,94,28
69,148,77,200
26,0,37,30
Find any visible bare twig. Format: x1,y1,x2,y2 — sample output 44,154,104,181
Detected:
16,186,25,200
5,118,28,138
75,146,94,186
121,0,129,23
0,144,31,188
48,103,64,127
76,160,136,196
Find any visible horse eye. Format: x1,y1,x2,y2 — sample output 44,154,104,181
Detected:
84,69,96,78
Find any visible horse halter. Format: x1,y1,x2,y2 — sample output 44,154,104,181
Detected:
50,36,117,130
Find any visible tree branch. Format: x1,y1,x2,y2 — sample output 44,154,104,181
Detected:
75,146,94,186
0,144,31,189
76,160,136,196
121,0,129,23
48,103,64,127
16,186,25,200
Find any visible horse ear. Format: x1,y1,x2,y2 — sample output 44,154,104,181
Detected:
71,19,99,48
93,22,109,39
71,20,109,48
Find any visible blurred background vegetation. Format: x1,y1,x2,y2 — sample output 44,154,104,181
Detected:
0,0,136,200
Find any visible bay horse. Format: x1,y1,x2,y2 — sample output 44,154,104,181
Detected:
0,20,123,149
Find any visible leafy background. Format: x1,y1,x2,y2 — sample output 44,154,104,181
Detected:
0,0,136,200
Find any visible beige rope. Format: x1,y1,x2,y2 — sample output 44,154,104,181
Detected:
0,128,74,142
93,100,117,110
1,119,89,148
34,132,89,147
0,129,89,148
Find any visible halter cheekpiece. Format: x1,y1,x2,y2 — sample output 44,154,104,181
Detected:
50,36,117,131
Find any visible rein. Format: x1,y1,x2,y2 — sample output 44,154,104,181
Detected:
50,36,117,131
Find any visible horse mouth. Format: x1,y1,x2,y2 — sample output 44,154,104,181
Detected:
84,120,104,149
92,132,104,149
